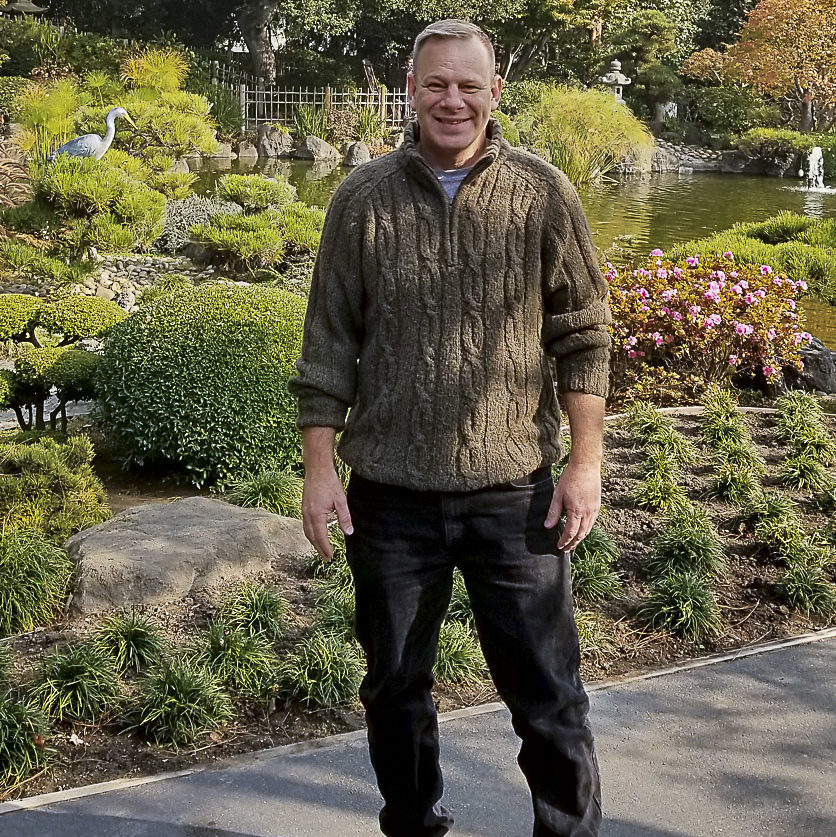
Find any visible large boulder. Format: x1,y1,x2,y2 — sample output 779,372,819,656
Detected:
343,141,371,167
651,145,680,173
294,135,341,164
65,497,311,614
236,140,258,160
793,337,836,393
257,123,294,158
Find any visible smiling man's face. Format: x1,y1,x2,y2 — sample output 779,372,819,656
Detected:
407,35,501,170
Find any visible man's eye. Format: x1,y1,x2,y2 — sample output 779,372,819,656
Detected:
427,83,445,91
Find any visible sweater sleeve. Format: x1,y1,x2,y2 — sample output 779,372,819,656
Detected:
541,172,612,398
288,179,366,429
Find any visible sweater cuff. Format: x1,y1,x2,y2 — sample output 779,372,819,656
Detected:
555,346,611,398
296,393,349,431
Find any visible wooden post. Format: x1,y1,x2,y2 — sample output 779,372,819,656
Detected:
240,83,247,134
378,86,386,123
211,60,219,85
324,85,331,112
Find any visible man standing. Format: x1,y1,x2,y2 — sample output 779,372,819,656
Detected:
289,19,610,837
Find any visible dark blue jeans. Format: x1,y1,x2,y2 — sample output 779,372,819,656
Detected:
344,469,602,837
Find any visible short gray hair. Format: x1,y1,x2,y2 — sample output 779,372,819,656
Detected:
412,19,496,75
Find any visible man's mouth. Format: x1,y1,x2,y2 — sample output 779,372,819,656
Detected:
437,117,469,125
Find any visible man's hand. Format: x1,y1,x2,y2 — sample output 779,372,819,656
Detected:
300,426,353,560
301,467,353,561
544,391,605,552
544,461,601,551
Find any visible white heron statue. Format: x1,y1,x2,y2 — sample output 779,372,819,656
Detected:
47,107,137,162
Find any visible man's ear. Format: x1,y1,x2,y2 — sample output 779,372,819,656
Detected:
407,72,417,109
490,75,502,111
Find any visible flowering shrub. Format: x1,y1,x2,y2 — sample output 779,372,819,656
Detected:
607,250,810,405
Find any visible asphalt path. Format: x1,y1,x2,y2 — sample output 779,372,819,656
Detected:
1,634,833,837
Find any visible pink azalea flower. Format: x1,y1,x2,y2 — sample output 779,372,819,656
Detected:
729,271,739,279
671,311,683,321
688,305,701,317
627,349,637,358
660,288,676,301
637,288,650,299
723,251,734,261
796,280,808,291
652,332,663,347
734,322,754,336
744,293,758,305
760,265,773,275
773,277,783,286
763,365,778,377
656,268,669,280
687,256,700,267
711,270,726,281
673,266,683,279
767,328,777,340
756,289,767,298
728,355,738,365
650,248,664,257
732,284,744,295
786,298,796,310
627,335,638,346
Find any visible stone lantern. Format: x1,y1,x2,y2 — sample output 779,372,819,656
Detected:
2,0,49,15
600,59,631,104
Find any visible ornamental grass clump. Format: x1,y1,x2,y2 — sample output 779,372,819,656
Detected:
776,563,836,617
705,461,762,505
0,690,50,787
314,577,356,639
220,467,303,518
774,391,836,465
216,174,296,214
636,571,722,642
606,253,810,404
132,656,234,746
433,621,486,684
94,611,165,674
445,569,473,623
647,505,726,580
220,583,289,641
192,621,280,700
0,530,73,637
571,525,623,602
632,448,689,513
624,402,697,466
574,611,614,662
276,630,363,708
778,452,834,494
713,438,766,473
34,641,121,723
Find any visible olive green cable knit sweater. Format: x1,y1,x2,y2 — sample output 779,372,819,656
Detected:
289,119,611,492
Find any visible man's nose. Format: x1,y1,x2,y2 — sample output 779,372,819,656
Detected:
441,86,465,108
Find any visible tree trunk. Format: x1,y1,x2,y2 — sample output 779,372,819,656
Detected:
798,89,814,132
235,2,276,83
503,33,551,82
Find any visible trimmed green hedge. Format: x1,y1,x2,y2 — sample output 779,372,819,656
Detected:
98,282,306,485
0,75,28,120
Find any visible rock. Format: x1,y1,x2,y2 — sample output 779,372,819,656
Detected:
680,153,721,172
209,142,233,159
789,337,836,394
257,123,294,158
169,159,191,174
65,497,311,614
236,140,258,160
113,290,136,311
343,141,371,167
651,145,680,173
294,135,341,163
94,285,115,301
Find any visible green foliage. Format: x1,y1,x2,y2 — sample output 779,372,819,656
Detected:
0,643,10,682
184,68,242,137
737,129,836,180
527,85,654,185
0,75,29,120
276,630,363,708
0,293,43,342
713,438,766,473
633,450,689,513
434,620,486,684
132,655,234,746
689,85,781,138
669,213,836,304
220,583,289,641
220,467,303,518
747,493,806,545
192,621,279,700
0,433,111,543
216,174,297,214
279,201,325,253
637,571,722,641
446,568,473,623
354,105,387,143
314,576,356,638
0,239,92,286
0,529,72,638
774,391,836,465
648,505,727,579
574,610,614,662
34,641,121,723
493,110,520,146
190,211,286,270
122,48,188,93
0,690,49,787
38,294,128,341
95,612,165,674
98,283,306,486
705,461,762,504
777,562,836,617
293,104,330,142
778,453,834,494
572,526,623,602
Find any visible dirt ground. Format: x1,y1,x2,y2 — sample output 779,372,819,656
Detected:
2,409,834,801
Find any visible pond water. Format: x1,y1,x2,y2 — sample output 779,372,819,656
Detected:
190,160,836,347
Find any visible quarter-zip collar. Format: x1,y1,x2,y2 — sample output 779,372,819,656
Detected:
401,118,505,193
